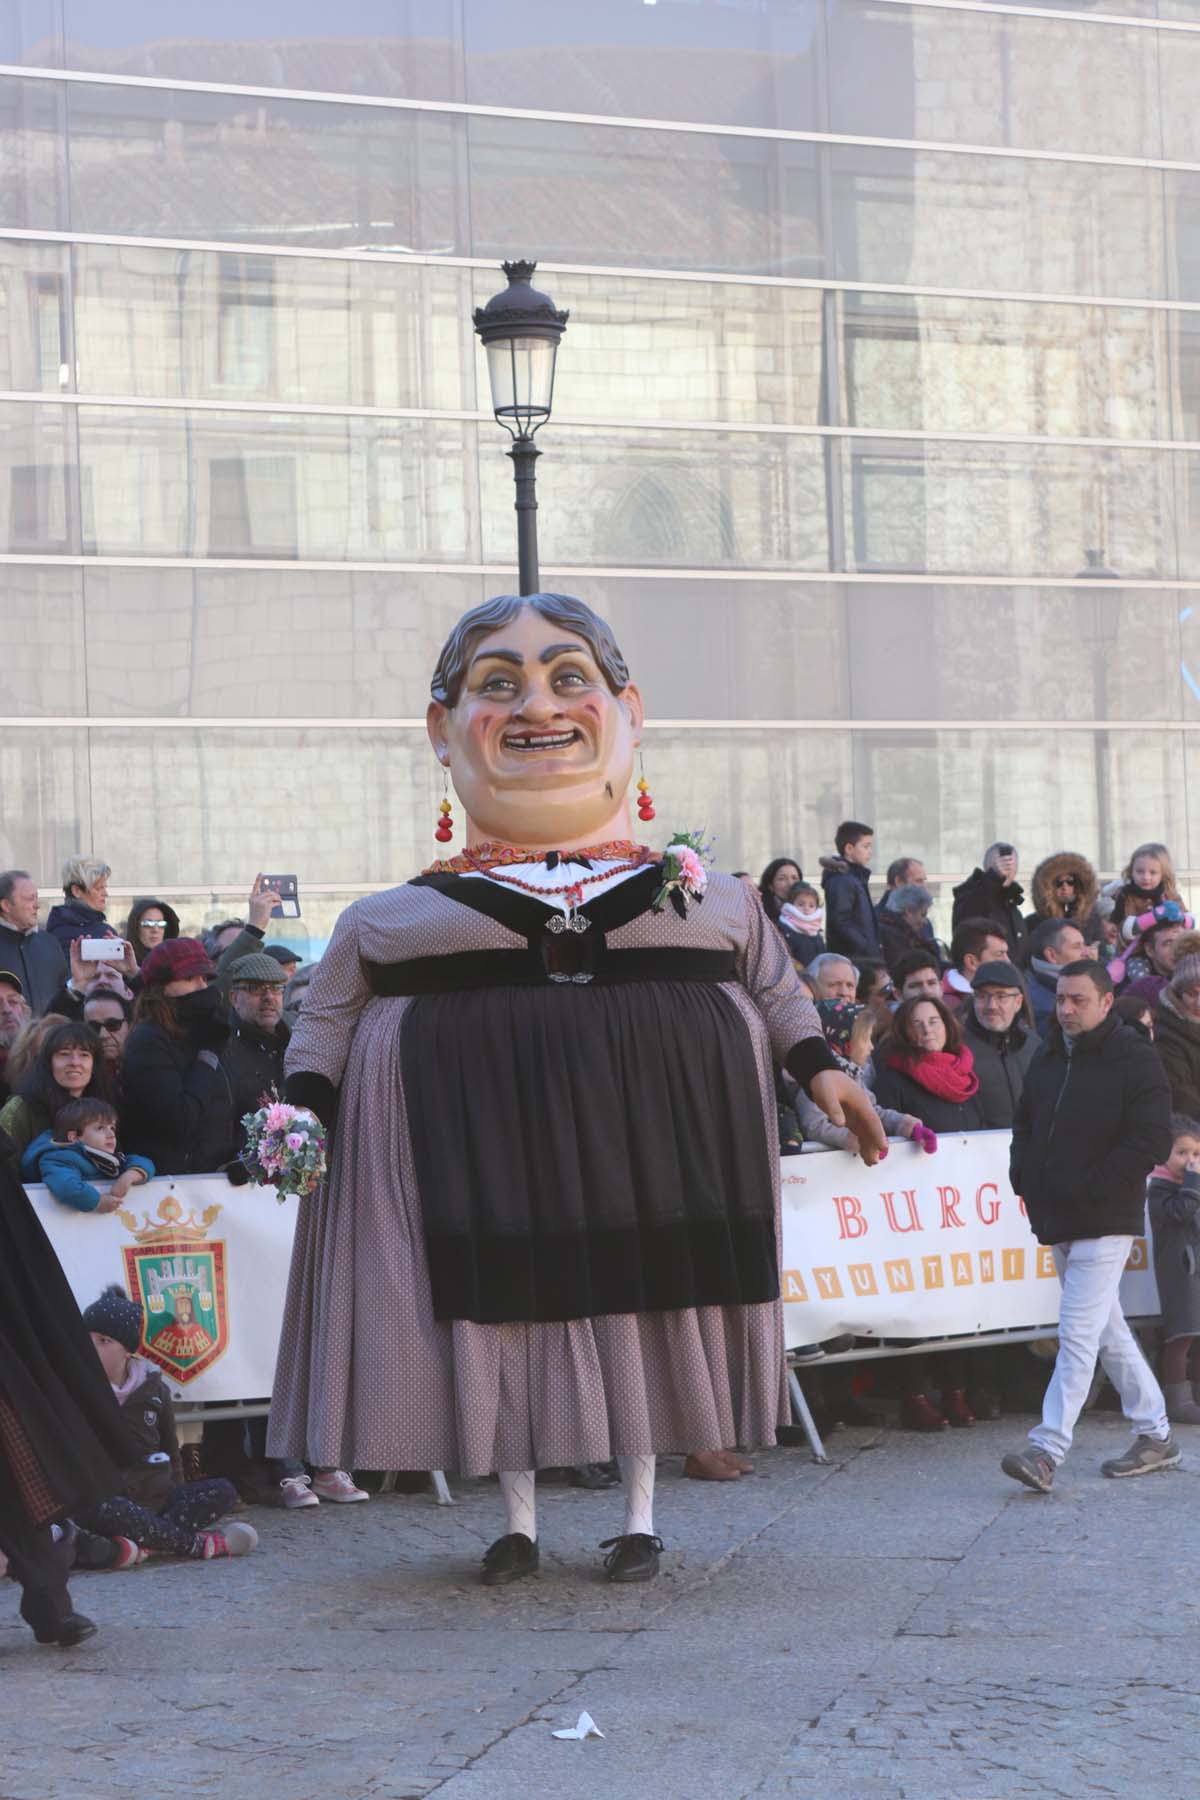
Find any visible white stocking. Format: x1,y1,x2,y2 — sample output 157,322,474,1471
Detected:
618,1453,656,1538
498,1469,537,1542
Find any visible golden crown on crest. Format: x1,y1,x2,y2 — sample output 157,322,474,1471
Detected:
118,1187,223,1244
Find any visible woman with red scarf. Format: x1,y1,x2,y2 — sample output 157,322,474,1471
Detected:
871,996,987,1430
872,996,986,1135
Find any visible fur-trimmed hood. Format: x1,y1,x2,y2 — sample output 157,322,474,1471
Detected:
1028,851,1099,922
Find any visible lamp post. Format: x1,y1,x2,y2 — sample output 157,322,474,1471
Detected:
473,260,569,595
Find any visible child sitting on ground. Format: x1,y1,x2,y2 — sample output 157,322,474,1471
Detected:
1147,1114,1200,1426
71,1287,257,1564
21,1098,155,1212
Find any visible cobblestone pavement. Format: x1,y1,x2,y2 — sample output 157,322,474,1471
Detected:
4,1414,1200,1800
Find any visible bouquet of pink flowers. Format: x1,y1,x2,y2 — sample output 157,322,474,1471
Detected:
240,1099,327,1200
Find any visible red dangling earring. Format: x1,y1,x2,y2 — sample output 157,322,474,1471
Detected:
636,753,656,826
435,770,454,843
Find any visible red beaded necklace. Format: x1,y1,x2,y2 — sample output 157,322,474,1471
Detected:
423,839,654,877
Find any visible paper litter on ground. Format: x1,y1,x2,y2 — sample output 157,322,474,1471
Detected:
552,1711,605,1740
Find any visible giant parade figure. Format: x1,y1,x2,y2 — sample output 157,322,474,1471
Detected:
269,592,885,1584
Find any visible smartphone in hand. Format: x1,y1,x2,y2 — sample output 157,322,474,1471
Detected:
262,875,300,920
81,937,125,960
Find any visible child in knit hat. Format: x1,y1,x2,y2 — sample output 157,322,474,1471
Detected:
791,999,934,1153
71,1287,256,1565
1146,1116,1200,1425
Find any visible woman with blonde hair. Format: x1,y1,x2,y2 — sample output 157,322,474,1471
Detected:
1112,842,1183,925
46,857,119,960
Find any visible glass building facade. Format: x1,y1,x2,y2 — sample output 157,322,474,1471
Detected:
2,0,1199,946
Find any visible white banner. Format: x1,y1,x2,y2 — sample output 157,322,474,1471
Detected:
29,1176,297,1404
781,1129,1160,1347
30,1131,1161,1404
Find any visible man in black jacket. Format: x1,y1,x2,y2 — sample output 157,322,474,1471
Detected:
1002,960,1176,1492
221,952,290,1153
0,871,67,1016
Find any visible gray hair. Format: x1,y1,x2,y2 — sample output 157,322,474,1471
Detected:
809,952,859,983
885,883,932,915
61,855,110,900
430,592,630,707
983,842,1016,873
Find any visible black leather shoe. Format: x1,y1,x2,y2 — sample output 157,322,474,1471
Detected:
32,1612,98,1647
600,1533,664,1583
480,1532,539,1587
568,1460,620,1490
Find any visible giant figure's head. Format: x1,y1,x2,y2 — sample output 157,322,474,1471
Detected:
427,594,644,850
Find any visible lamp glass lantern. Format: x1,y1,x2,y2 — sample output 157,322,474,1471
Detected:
473,261,569,440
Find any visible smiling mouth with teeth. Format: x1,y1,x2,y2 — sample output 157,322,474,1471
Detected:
502,730,582,751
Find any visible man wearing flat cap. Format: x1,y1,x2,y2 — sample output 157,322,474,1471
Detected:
221,953,290,1161
959,959,1040,1129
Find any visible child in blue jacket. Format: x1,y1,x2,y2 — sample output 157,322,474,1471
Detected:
22,1097,154,1212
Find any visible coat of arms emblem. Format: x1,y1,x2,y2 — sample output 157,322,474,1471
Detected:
118,1189,229,1384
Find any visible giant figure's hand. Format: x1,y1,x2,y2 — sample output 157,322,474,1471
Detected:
809,1071,889,1166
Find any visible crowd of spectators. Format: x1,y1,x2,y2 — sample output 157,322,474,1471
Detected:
4,835,1199,1462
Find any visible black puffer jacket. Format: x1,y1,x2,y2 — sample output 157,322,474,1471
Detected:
221,1016,291,1150
1010,1013,1171,1244
951,868,1028,959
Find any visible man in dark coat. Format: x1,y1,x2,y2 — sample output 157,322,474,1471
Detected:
0,871,67,1017
221,952,291,1155
959,960,1038,1128
951,843,1028,960
0,1133,131,1644
1001,961,1176,1493
820,820,882,962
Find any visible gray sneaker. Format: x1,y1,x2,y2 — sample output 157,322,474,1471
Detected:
1000,1447,1056,1493
1101,1434,1181,1479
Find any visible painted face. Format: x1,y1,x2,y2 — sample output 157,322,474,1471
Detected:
426,607,644,850
910,1001,947,1052
51,1043,93,1094
1166,1134,1200,1179
1132,855,1163,892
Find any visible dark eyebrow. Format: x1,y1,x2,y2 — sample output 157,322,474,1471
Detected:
469,641,591,671
539,641,589,664
469,647,523,670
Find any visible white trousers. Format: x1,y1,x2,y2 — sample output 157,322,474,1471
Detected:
1029,1235,1169,1465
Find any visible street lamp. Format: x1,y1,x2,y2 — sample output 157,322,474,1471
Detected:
473,259,569,595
